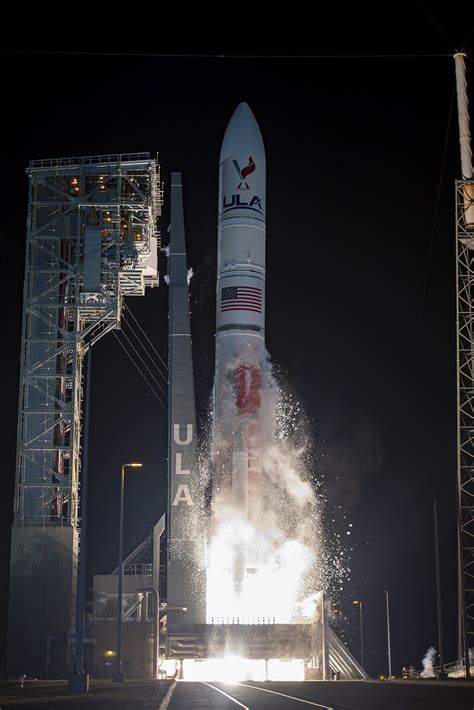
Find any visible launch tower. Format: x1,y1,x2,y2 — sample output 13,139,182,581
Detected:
8,153,162,677
454,53,474,676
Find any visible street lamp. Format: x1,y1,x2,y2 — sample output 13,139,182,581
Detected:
113,462,143,683
352,599,364,668
384,591,392,678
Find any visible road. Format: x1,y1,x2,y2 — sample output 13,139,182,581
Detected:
167,680,474,709
0,678,172,708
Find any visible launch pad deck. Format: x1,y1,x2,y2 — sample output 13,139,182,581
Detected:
167,623,314,659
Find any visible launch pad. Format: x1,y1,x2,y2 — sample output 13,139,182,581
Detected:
161,166,366,681
90,164,366,681
7,108,367,683
168,624,314,660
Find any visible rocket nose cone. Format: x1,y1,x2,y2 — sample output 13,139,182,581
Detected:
220,102,265,163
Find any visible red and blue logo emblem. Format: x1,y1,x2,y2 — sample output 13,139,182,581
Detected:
233,156,256,190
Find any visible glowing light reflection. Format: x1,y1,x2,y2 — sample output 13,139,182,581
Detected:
179,657,304,682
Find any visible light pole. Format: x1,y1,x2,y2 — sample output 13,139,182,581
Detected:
114,462,143,683
352,599,364,668
384,591,392,678
434,500,445,677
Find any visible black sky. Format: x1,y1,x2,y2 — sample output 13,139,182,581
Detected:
2,8,474,678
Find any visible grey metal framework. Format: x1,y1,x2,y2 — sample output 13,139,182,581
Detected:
8,153,162,677
456,178,474,668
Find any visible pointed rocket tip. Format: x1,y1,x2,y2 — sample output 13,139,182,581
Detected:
232,101,253,117
220,102,265,164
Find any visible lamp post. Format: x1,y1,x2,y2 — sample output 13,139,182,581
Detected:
434,500,445,677
384,591,392,678
113,462,143,683
352,599,364,668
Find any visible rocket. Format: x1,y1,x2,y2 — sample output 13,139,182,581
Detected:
212,102,266,593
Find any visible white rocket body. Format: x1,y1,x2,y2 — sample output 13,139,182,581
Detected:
213,103,266,593
217,102,266,339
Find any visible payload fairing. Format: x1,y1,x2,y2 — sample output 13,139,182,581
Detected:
212,102,267,592
216,101,266,341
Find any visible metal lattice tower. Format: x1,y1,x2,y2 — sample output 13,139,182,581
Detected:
8,153,162,677
456,178,474,667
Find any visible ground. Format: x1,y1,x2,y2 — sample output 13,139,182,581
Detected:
0,679,172,708
168,680,474,709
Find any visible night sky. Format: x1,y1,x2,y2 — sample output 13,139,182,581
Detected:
2,10,474,679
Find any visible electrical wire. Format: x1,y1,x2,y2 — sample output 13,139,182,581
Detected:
419,83,456,320
461,26,474,52
118,326,168,399
124,304,168,374
416,1,457,52
121,313,168,385
112,331,167,412
0,49,454,59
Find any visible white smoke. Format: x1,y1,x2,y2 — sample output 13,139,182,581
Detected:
187,267,194,284
420,646,437,678
204,349,344,625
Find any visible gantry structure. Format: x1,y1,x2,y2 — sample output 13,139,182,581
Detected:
8,153,162,677
456,177,474,671
454,53,474,677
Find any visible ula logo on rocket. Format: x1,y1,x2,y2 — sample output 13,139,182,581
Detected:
233,156,256,190
223,154,263,216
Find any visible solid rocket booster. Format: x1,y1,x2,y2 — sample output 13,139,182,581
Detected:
213,102,266,592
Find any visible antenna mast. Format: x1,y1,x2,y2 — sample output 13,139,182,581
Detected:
454,51,474,680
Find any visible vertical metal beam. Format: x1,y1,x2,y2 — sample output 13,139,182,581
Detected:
384,590,392,678
73,346,92,675
115,465,126,682
434,500,445,675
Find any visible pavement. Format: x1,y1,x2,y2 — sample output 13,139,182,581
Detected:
0,679,172,708
166,679,474,710
0,679,472,709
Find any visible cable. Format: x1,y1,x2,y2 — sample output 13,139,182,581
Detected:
419,83,456,320
0,49,454,59
461,26,474,52
118,326,168,400
121,313,168,385
113,329,167,407
124,304,168,373
113,331,167,412
416,1,457,52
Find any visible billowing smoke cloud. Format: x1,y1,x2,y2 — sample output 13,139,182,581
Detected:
203,347,347,625
420,646,437,678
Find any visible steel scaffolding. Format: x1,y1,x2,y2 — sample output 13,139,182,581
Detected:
456,178,474,673
8,153,162,677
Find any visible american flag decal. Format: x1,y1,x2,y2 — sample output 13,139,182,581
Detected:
221,286,262,313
